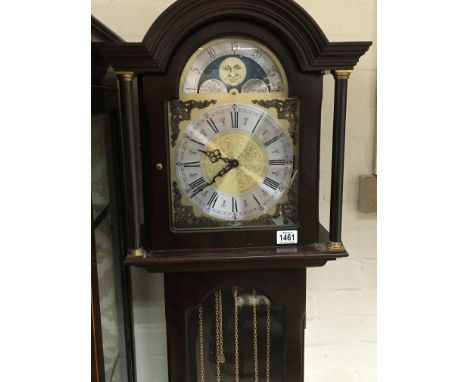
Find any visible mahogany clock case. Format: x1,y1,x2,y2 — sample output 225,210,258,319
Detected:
164,268,306,382
139,20,323,251
91,3,372,382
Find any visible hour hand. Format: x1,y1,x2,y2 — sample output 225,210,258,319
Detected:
199,149,230,163
190,159,240,198
210,159,240,184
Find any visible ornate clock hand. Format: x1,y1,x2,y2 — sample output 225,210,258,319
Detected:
175,103,294,222
190,159,240,198
198,149,230,163
210,159,239,184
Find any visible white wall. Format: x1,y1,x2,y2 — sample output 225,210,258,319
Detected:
91,1,377,381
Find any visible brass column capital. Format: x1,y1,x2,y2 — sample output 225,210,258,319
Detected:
333,70,353,80
115,71,135,82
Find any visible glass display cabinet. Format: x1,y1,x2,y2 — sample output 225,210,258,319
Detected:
92,16,136,382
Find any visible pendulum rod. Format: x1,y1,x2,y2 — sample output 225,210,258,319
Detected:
198,305,205,382
266,301,271,382
253,289,259,382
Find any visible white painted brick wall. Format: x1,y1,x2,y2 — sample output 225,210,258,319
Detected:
92,1,377,381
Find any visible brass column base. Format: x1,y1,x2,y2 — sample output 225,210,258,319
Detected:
129,248,146,257
327,241,345,251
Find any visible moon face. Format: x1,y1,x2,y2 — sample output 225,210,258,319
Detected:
219,57,247,87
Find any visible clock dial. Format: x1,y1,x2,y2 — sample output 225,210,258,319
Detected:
175,103,294,222
180,38,287,95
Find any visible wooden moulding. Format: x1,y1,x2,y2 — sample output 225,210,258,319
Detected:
125,244,348,272
93,0,371,72
125,226,347,272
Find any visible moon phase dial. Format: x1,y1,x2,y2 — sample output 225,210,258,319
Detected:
174,103,295,222
181,38,287,95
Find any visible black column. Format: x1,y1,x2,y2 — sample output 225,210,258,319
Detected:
328,70,352,250
116,72,144,257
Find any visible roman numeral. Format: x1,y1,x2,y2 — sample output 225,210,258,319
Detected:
263,177,280,190
189,177,208,197
252,115,262,134
252,194,262,208
264,136,280,147
206,118,219,133
207,48,216,58
207,192,219,208
232,197,238,213
268,159,286,166
231,110,239,128
183,161,200,168
189,138,205,147
189,177,207,190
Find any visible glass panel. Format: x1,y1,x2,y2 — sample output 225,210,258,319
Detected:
187,285,284,382
92,111,128,381
95,213,128,382
92,113,111,219
171,37,298,232
168,101,299,231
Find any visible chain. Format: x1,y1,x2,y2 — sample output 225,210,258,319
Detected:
218,290,224,362
234,287,240,382
266,301,271,382
198,305,205,382
215,289,226,382
214,290,225,364
215,291,221,382
253,289,259,382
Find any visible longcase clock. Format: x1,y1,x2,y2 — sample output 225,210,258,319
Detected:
94,1,371,381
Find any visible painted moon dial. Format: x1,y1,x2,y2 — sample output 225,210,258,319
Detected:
181,38,286,94
175,104,294,221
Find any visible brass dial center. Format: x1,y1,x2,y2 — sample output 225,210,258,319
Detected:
202,130,267,196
